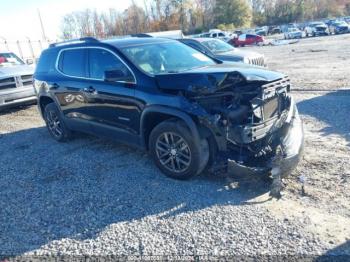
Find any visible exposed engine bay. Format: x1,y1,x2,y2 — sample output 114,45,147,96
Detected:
156,68,304,191
186,72,292,160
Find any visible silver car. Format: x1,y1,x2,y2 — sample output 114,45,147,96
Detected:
0,51,36,108
179,38,266,67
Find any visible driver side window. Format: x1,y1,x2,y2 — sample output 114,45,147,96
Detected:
88,48,133,81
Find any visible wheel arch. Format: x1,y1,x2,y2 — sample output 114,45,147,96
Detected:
140,106,201,151
38,95,55,116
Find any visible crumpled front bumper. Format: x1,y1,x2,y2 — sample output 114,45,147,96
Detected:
229,98,304,178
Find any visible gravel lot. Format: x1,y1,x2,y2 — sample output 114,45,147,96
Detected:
1,34,349,259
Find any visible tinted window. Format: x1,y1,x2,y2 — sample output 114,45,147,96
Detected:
58,49,86,77
36,50,57,74
88,48,133,80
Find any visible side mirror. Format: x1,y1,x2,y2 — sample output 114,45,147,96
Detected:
104,69,133,83
26,58,34,65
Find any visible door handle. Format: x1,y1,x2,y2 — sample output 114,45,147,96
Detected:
83,86,96,93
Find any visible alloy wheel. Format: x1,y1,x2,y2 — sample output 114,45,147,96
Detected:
46,111,63,138
155,132,191,173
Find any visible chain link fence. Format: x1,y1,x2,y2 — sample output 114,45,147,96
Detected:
0,39,54,63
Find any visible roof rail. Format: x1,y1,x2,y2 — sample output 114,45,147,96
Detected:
131,33,153,38
49,37,99,48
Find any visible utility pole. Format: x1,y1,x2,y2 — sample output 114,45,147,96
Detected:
0,36,9,51
37,9,47,41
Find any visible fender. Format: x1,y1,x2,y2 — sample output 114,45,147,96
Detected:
37,93,58,116
140,105,201,150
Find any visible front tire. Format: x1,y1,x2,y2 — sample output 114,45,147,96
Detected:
44,103,71,142
149,120,209,180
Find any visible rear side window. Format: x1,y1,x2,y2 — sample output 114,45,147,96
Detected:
36,50,57,74
88,48,133,81
58,49,86,77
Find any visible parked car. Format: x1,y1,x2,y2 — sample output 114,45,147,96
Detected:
34,37,303,183
268,26,281,35
234,30,243,36
304,22,329,37
0,51,36,108
284,27,303,39
179,38,266,67
255,27,268,36
329,20,349,34
199,30,231,42
229,34,264,47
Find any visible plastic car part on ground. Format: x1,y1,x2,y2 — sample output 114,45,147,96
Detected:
269,39,300,46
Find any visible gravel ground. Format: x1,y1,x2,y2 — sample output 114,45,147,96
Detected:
250,34,350,90
0,34,349,259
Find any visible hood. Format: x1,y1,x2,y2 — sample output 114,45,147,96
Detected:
215,49,263,61
0,64,34,78
155,63,285,94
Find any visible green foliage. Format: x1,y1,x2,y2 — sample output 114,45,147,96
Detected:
252,0,350,26
60,0,350,39
213,0,252,28
217,23,235,31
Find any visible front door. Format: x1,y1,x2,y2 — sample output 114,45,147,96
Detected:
83,47,141,145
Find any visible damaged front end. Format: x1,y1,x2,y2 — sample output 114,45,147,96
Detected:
156,67,304,179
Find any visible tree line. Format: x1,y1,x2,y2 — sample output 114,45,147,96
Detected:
61,0,350,39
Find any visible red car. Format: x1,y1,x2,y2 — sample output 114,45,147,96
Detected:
229,34,264,47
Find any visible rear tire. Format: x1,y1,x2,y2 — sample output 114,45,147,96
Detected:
149,120,209,180
44,103,71,142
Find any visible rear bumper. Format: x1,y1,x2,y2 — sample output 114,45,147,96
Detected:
0,86,37,108
228,99,304,178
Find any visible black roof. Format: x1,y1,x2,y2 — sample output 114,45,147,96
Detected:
49,37,176,50
181,37,217,43
103,37,174,48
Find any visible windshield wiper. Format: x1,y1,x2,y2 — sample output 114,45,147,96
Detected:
215,50,230,54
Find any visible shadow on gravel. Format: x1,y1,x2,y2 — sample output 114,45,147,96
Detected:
0,102,36,116
297,90,350,145
0,126,271,257
316,240,350,261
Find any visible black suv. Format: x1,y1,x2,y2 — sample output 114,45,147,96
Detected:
34,37,303,181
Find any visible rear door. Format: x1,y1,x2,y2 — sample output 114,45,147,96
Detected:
53,48,94,131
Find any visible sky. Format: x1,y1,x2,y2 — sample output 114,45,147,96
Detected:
0,0,142,41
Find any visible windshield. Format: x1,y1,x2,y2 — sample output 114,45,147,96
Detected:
201,39,234,54
121,41,216,75
0,52,24,67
